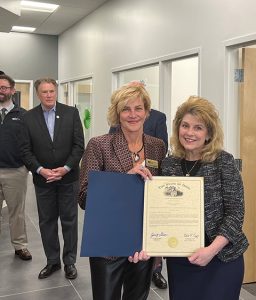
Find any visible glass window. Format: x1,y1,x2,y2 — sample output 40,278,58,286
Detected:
60,83,69,105
117,65,159,109
74,79,93,146
170,56,199,128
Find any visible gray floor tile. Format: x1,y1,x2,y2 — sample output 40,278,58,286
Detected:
1,286,81,300
243,283,256,297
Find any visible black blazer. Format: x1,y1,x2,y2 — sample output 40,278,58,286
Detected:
21,102,84,187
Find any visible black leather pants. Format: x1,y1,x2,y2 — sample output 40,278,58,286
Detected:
89,257,154,300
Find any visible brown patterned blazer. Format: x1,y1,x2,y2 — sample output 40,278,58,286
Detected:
78,130,166,209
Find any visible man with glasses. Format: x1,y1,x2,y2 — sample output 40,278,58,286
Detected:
0,74,32,260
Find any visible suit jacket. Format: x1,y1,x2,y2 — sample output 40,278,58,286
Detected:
21,102,84,187
78,130,166,209
161,150,249,262
109,109,168,152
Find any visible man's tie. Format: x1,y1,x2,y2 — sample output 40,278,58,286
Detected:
0,108,7,123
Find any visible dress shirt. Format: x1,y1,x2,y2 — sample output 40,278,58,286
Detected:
42,105,56,141
0,103,14,123
0,102,14,114
36,104,71,175
36,105,56,174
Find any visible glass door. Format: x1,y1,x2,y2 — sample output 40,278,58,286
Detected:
73,79,93,146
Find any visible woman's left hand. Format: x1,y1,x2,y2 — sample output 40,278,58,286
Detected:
189,235,229,266
128,251,150,263
188,246,215,266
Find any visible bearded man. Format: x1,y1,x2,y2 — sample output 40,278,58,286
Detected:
0,74,32,261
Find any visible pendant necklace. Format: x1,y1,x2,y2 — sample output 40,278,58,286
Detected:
130,144,144,163
184,160,199,176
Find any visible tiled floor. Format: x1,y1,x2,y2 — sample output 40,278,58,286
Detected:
0,174,255,300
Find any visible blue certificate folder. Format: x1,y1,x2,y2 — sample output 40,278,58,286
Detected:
80,171,144,257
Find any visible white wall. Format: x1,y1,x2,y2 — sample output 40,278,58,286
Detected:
0,32,58,80
58,0,256,153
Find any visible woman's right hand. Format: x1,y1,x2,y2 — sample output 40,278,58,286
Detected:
127,164,152,180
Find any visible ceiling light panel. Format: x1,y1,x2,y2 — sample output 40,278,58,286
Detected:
11,26,36,32
21,1,59,13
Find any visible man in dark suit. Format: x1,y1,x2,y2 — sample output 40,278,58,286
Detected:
110,107,168,289
21,78,84,280
140,108,168,151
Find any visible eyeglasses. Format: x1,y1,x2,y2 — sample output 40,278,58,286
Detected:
0,86,11,92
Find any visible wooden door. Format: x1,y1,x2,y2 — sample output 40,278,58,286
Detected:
240,47,256,283
15,82,30,110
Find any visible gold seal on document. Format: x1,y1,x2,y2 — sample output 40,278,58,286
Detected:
168,237,178,248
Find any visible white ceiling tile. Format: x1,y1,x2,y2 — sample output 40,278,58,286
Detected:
0,0,110,35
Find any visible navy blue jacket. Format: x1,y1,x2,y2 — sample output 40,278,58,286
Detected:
0,105,26,168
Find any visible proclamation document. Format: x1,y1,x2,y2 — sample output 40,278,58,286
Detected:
143,176,204,256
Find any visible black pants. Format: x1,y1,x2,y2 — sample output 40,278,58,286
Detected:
89,257,154,300
35,181,78,265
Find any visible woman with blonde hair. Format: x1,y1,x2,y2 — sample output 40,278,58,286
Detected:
79,82,166,300
161,96,248,300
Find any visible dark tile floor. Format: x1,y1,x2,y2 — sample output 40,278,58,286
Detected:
0,175,255,300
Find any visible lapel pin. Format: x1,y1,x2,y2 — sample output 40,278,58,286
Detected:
56,115,60,119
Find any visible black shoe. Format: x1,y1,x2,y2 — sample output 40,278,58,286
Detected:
152,271,168,289
38,264,61,279
64,264,77,280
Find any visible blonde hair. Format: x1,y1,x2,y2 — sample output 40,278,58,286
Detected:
107,83,151,126
171,96,223,162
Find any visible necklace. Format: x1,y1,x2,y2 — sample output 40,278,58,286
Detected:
184,160,199,176
130,144,144,162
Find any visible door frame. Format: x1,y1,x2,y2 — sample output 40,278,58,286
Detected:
224,33,256,283
224,33,256,155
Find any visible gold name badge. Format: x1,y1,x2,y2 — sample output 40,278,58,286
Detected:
146,159,158,169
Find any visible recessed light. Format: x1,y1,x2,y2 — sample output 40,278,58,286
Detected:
11,26,36,33
21,1,59,13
